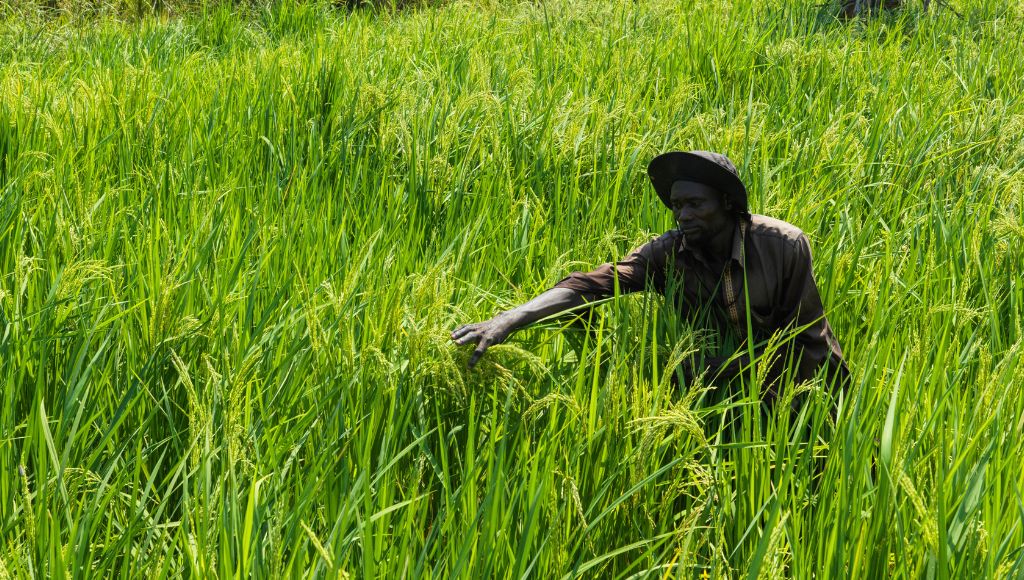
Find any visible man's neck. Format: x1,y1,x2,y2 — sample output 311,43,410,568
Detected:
700,218,737,267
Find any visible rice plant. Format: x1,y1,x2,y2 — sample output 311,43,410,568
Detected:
1,0,1022,577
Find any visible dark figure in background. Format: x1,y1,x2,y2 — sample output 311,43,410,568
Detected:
452,151,849,414
839,0,910,18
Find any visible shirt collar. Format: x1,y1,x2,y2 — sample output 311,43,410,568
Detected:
730,218,749,265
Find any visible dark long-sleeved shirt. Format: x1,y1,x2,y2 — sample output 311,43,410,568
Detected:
553,215,848,391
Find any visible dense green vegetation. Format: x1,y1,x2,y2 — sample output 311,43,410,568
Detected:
2,0,1023,576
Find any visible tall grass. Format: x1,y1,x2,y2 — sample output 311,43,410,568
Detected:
3,0,431,21
1,0,1022,576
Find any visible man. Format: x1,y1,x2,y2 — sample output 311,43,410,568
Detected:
451,151,848,412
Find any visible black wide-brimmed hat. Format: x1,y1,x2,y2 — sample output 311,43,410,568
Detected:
647,150,749,216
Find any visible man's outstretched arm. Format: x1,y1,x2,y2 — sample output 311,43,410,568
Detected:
451,231,676,368
450,288,587,368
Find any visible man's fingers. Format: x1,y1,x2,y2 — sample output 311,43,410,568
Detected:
467,338,491,368
451,324,477,341
453,331,481,346
451,322,501,368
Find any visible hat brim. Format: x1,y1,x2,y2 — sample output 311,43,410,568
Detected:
647,151,748,215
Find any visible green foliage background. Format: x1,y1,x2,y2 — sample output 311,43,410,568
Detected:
1,0,1023,576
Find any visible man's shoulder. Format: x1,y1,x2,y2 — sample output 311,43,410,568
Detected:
747,214,806,244
653,229,685,243
640,229,684,256
623,229,684,261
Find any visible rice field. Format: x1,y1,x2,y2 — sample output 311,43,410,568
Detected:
1,0,1023,576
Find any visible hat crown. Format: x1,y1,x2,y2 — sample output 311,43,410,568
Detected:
687,150,738,177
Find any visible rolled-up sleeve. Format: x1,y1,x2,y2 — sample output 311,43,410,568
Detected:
552,232,676,299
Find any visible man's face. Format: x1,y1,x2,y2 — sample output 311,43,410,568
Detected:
669,180,732,245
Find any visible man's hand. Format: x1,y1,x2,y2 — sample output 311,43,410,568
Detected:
450,289,587,369
450,312,519,368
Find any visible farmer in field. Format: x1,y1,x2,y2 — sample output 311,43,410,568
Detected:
451,151,848,411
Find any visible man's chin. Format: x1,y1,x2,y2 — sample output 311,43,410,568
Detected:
681,229,704,244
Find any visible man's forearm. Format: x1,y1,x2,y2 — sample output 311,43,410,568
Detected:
499,288,589,331
452,288,592,368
